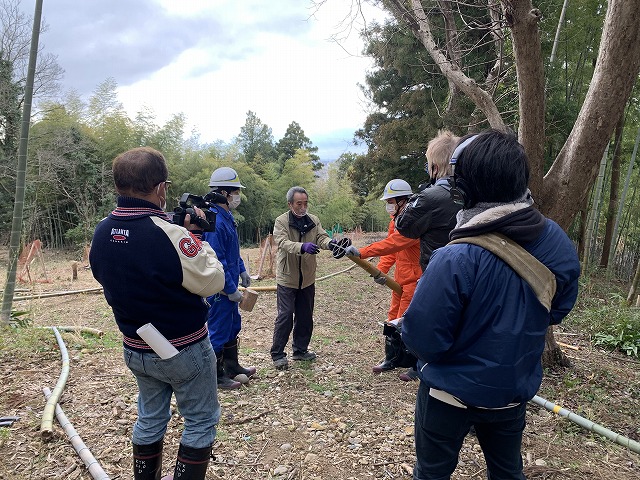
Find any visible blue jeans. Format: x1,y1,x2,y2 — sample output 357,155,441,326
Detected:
123,336,220,448
414,381,526,480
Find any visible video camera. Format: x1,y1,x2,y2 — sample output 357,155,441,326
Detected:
171,192,227,232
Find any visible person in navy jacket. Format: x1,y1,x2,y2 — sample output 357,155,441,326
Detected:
90,147,225,480
402,130,580,480
203,167,257,390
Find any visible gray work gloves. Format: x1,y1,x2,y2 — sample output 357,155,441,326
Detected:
344,245,360,257
240,271,251,288
372,274,387,286
228,290,243,302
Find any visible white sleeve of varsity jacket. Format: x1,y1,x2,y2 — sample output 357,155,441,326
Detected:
152,217,226,297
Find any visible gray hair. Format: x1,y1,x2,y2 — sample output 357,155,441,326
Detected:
286,186,308,203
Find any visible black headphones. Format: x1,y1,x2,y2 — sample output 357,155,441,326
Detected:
448,135,479,208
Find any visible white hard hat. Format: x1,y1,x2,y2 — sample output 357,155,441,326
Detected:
209,167,245,189
380,178,412,200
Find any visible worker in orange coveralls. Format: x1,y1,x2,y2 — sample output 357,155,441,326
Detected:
343,179,422,381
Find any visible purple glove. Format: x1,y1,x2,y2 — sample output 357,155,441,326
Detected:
301,242,320,254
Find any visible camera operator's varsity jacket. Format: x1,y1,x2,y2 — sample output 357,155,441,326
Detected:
90,196,225,352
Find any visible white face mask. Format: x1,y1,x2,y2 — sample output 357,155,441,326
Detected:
385,203,397,215
228,193,241,210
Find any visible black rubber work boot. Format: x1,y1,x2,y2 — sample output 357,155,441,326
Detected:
172,443,212,480
133,439,163,480
372,324,402,373
223,338,257,379
216,353,241,390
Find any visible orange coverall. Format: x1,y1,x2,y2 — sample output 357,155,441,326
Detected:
359,218,422,321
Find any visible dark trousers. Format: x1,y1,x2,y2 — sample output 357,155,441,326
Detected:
414,381,526,480
270,284,315,360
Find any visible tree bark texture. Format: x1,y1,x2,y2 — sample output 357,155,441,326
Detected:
541,0,640,229
502,0,546,201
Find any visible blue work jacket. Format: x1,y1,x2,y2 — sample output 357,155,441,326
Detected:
402,219,580,408
203,205,246,295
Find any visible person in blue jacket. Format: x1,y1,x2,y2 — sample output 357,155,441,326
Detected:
204,167,256,390
402,130,581,480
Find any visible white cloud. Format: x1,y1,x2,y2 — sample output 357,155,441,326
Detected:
37,0,388,160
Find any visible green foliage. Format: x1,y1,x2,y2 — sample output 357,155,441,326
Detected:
594,315,640,357
312,163,358,230
569,274,640,357
275,121,321,171
236,110,276,170
7,309,32,328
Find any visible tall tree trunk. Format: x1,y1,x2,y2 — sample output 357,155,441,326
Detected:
503,1,546,198
599,116,624,268
542,0,640,229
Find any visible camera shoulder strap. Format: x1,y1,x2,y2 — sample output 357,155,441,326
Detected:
448,233,556,312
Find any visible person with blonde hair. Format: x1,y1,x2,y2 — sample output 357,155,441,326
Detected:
402,130,580,479
396,129,462,272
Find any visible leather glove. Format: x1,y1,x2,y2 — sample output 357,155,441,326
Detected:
344,245,360,257
372,274,387,286
240,271,251,288
301,242,320,254
227,290,243,302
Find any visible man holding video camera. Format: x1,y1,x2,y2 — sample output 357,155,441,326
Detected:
90,147,226,480
203,167,257,390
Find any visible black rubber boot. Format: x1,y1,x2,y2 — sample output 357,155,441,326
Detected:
372,324,402,373
133,439,163,480
172,443,212,480
223,338,257,379
216,353,241,390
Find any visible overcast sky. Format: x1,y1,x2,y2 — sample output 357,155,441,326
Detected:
31,0,388,162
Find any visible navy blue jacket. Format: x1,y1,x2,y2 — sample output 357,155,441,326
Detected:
90,197,225,352
402,210,580,408
203,205,246,295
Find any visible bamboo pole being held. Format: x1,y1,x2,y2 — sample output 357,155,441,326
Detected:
531,395,640,454
41,327,70,439
42,388,111,480
347,257,403,294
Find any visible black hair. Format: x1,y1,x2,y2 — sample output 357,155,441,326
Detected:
454,129,529,204
113,147,168,196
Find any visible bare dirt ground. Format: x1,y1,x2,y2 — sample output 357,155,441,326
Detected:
1,240,639,479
